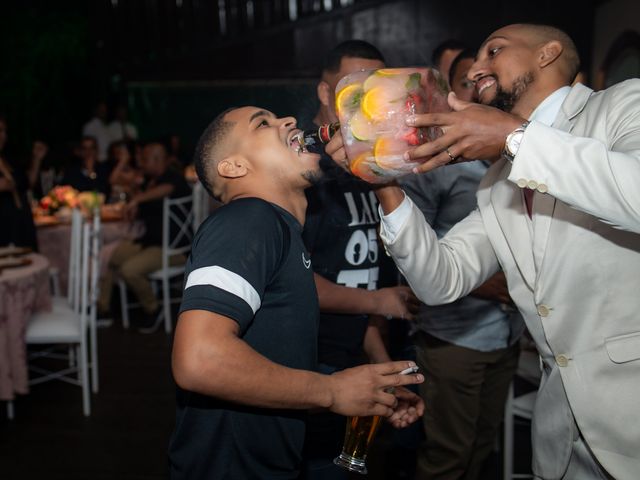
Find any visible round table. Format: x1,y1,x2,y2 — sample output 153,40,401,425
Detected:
0,253,52,401
36,217,144,294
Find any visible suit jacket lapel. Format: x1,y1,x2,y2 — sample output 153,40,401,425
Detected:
535,84,593,281
490,163,537,290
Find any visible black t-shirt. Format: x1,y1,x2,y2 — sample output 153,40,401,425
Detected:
60,161,111,196
137,169,192,247
302,157,381,370
169,197,319,480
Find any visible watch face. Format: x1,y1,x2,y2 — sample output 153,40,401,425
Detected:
507,131,524,156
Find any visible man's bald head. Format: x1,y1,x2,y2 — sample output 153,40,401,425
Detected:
194,108,237,200
502,24,580,83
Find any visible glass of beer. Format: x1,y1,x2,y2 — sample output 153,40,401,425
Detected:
333,414,382,474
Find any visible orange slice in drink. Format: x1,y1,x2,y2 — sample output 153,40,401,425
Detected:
335,83,363,119
350,151,382,183
373,136,405,170
361,87,391,121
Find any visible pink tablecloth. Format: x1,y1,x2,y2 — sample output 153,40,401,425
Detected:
0,253,52,401
37,220,143,293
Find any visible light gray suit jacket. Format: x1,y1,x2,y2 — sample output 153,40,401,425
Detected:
381,80,640,479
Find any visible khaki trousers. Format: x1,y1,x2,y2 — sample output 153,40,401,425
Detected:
99,240,184,314
414,331,520,480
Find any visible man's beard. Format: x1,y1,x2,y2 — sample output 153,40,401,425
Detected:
301,169,324,186
489,72,534,113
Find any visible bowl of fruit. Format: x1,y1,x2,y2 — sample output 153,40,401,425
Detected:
335,67,450,183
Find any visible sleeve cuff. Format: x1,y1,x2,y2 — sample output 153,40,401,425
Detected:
379,192,411,243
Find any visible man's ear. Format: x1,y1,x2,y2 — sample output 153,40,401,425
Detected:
539,40,563,69
217,154,248,179
317,81,331,107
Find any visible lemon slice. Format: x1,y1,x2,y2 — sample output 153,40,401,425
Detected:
349,112,375,141
335,83,363,119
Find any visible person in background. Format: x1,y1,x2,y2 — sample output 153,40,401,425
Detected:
327,23,640,479
82,101,111,162
98,141,191,332
448,50,479,103
169,106,424,480
432,39,467,87
108,104,138,144
164,133,186,170
60,136,111,195
108,140,143,201
0,113,38,250
300,40,421,480
26,139,49,195
398,49,523,479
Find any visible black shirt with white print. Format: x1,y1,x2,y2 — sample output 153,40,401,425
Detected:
169,197,319,480
303,156,381,370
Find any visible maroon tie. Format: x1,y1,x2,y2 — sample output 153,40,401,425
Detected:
524,189,534,217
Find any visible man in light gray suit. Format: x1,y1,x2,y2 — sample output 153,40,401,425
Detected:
327,23,639,479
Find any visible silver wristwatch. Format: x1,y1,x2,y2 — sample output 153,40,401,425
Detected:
502,121,530,163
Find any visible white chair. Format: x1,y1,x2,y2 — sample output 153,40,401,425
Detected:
25,210,99,416
88,212,101,392
503,349,541,480
118,194,193,333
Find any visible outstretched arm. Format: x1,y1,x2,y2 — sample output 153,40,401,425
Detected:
172,309,423,418
314,273,419,320
405,85,640,232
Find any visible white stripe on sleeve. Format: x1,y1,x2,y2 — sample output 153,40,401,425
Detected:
184,266,261,314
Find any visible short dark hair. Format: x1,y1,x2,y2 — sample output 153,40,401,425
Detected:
449,49,476,86
517,23,581,83
323,40,385,74
140,139,168,153
193,108,236,200
431,39,467,67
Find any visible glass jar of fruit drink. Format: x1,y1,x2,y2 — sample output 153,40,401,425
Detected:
335,67,450,183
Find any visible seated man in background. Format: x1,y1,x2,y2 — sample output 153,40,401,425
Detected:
98,141,191,332
60,136,111,196
169,106,424,480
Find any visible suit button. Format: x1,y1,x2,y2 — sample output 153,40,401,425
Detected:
537,304,550,317
527,180,538,190
537,183,548,194
517,178,528,188
555,355,569,367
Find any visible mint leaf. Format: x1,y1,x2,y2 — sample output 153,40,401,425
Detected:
405,72,421,91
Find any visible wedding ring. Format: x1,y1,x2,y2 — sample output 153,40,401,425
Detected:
445,148,455,161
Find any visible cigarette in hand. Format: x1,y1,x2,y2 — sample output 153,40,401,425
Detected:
399,365,419,375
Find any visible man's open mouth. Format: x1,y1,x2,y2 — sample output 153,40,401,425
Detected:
288,129,304,155
476,76,496,97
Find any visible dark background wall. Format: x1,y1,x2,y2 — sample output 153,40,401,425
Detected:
1,0,597,160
